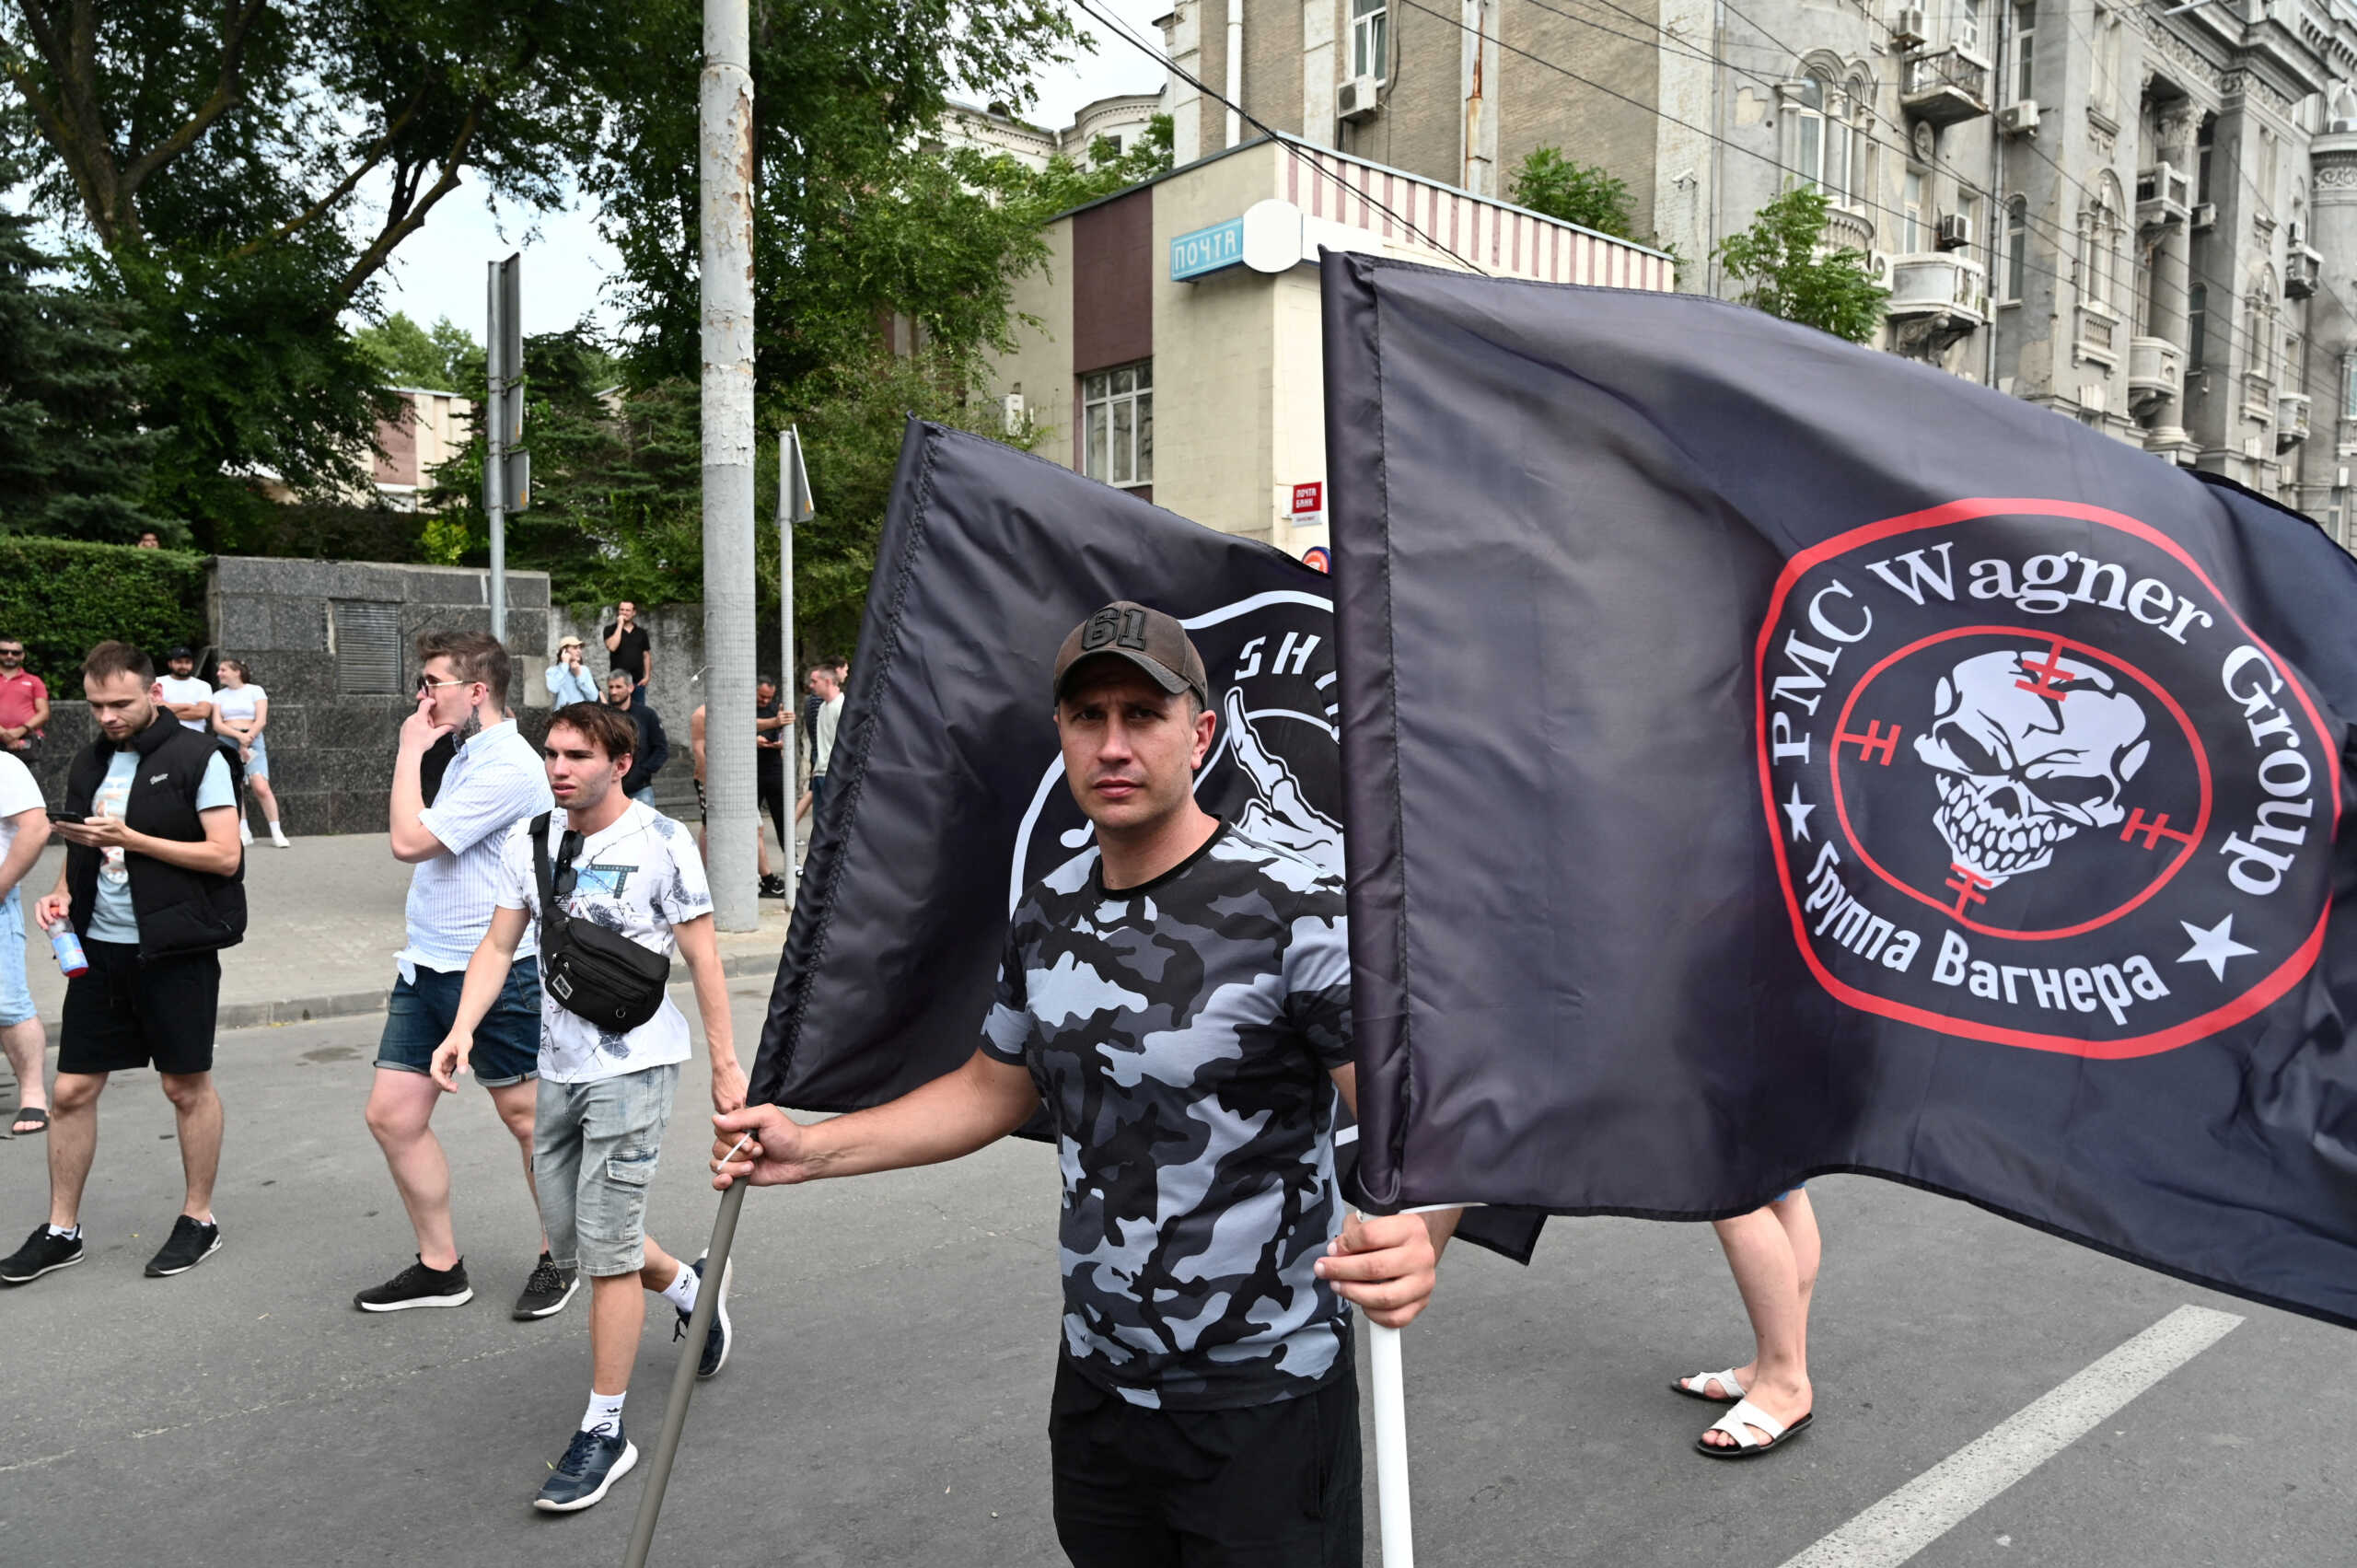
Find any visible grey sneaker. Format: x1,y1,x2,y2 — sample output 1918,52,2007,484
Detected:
514,1251,579,1319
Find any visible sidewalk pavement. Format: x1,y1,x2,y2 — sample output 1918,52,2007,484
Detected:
13,829,796,1033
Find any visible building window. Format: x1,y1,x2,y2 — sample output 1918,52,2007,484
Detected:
1353,0,1389,83
1785,70,1858,205
1902,168,1927,253
2081,177,2123,310
1082,361,1154,488
2197,116,2215,203
2012,1,2034,101
2258,130,2280,216
2093,12,2120,118
1956,0,1983,53
2189,283,2207,368
2004,196,2028,300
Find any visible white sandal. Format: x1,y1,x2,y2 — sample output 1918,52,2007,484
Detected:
1669,1366,1746,1403
1696,1398,1812,1459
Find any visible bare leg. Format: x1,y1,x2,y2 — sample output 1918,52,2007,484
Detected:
248,774,283,825
5,1016,47,1128
45,1071,105,1228
638,1236,683,1296
1770,1189,1820,1371
366,1068,459,1270
1702,1202,1814,1446
588,1272,647,1396
158,1071,223,1220
485,1079,550,1255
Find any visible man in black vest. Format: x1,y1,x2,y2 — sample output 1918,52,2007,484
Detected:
0,642,245,1287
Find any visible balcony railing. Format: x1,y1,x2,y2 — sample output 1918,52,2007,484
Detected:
1822,204,1875,256
2128,336,2184,413
2278,392,2312,449
2286,246,2322,300
2242,372,2277,424
2135,164,2190,228
1900,47,1992,127
1887,253,1989,323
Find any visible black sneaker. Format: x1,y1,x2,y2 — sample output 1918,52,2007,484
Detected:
670,1253,732,1378
757,874,788,899
144,1215,222,1277
354,1255,473,1312
0,1225,83,1285
513,1251,579,1319
532,1425,638,1513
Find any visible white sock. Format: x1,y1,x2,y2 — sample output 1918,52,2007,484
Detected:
46,1223,79,1240
268,819,286,842
238,820,252,844
658,1261,699,1315
580,1389,626,1435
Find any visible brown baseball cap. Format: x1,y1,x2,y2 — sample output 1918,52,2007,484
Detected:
1052,601,1211,708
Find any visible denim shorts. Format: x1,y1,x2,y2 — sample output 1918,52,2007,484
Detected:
375,957,541,1087
0,887,33,1028
535,1063,680,1276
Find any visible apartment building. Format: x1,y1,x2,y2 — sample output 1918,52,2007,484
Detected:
938,94,1167,170
1155,0,2357,541
983,134,1671,551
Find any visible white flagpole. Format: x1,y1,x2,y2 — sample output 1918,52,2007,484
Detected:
1370,1321,1414,1566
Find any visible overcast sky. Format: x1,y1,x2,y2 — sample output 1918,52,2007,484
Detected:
374,0,1172,345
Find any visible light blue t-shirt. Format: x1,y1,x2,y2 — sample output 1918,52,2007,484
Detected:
87,749,236,945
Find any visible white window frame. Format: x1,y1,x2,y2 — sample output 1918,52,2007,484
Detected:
1081,361,1154,490
2012,0,2035,102
1353,0,1390,84
1903,168,1927,254
2003,195,2028,301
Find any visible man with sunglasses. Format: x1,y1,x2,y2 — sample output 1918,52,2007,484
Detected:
356,631,563,1318
0,637,49,759
429,701,743,1514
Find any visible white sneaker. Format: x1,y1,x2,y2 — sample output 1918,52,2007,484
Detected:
238,820,252,846
269,825,290,847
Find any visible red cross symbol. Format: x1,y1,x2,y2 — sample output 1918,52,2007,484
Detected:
1835,720,1902,765
1943,862,1993,917
2119,807,2196,851
2014,643,2077,701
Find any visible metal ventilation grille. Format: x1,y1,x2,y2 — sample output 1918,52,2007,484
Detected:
331,599,402,694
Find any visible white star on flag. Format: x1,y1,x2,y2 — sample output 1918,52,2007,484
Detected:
1782,784,1816,842
2176,914,2257,982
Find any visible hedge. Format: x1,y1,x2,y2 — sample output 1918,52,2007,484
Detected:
0,538,209,693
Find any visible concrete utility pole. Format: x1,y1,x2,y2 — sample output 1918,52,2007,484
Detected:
484,253,522,639
700,0,758,932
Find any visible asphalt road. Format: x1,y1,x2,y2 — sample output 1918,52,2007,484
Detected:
2,982,2351,1567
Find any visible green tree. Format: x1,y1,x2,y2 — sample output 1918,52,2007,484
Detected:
354,310,476,390
1507,147,1637,239
1713,186,1888,344
0,206,167,540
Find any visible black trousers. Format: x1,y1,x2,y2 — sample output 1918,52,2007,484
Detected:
757,769,788,854
1049,1356,1362,1568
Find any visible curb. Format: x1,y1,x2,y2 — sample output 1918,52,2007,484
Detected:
36,947,787,1037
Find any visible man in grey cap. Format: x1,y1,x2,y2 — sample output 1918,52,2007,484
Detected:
714,600,1458,1566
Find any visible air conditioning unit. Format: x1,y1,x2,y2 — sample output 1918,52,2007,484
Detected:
1002,392,1027,434
1936,213,1972,250
1891,6,1928,51
1996,100,2040,136
1338,75,1380,121
2189,202,2217,232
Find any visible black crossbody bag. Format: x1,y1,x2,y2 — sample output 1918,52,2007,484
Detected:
529,812,671,1032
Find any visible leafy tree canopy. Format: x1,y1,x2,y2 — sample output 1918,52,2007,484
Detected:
1507,147,1637,239
355,311,477,391
1714,186,1888,344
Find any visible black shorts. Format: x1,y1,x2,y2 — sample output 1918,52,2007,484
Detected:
1049,1355,1362,1568
57,939,221,1076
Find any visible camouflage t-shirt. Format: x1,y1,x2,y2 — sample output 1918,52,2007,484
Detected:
981,821,1355,1411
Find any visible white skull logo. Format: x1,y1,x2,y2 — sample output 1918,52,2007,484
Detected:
1912,649,2152,886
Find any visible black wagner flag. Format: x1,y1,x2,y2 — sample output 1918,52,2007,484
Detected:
750,422,1346,1111
1324,251,2357,1327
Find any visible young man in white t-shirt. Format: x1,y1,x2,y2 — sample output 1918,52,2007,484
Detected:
154,647,214,733
430,701,745,1514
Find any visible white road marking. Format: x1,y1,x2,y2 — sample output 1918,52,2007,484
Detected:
1778,1304,2245,1568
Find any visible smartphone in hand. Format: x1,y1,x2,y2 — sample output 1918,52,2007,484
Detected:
44,809,87,824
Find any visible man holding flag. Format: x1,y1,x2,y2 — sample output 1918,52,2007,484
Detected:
716,601,1457,1565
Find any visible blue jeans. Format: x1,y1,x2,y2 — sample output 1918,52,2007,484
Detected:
376,957,542,1086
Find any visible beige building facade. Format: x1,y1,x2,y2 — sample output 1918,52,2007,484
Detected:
985,136,1671,554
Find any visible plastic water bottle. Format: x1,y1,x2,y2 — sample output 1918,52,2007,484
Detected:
48,923,87,979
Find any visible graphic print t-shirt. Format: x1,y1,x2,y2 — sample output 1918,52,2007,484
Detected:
495,801,713,1084
981,823,1354,1411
